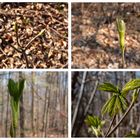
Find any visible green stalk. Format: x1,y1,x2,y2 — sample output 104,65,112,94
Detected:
10,98,19,137
121,47,125,68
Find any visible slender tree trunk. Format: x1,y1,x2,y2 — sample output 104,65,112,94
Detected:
45,90,50,137
31,72,35,136
36,85,39,137
1,86,4,136
42,87,47,136
5,92,9,137
19,72,25,137
5,72,10,137
72,71,87,136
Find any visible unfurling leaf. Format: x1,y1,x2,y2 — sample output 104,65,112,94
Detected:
116,18,125,51
85,115,105,137
8,79,25,101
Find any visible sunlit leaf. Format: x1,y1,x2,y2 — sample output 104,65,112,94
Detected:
102,94,128,117
98,83,120,94
101,95,116,116
122,79,140,94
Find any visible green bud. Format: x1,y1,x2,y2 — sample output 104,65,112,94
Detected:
13,22,18,32
38,29,45,36
116,18,126,51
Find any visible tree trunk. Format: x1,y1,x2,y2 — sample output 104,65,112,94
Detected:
31,72,35,136
19,72,25,137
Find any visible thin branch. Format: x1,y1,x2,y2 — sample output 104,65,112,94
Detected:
25,29,45,48
15,28,22,48
84,80,99,117
15,23,29,68
22,50,29,68
105,115,116,137
49,26,68,39
10,44,22,53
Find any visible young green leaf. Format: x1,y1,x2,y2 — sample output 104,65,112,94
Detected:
132,89,139,102
8,79,25,101
122,79,140,94
102,94,128,117
117,95,129,113
17,79,25,99
8,79,18,97
101,95,116,116
85,115,105,137
98,83,120,94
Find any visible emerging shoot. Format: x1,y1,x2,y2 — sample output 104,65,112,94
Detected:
116,18,126,68
8,79,25,137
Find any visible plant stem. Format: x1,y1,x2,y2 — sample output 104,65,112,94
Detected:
25,29,45,48
22,50,29,68
105,115,116,137
107,100,134,137
15,23,29,68
121,48,125,68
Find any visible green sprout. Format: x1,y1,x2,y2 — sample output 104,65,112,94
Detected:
13,22,18,32
8,79,25,137
116,18,126,68
85,115,105,137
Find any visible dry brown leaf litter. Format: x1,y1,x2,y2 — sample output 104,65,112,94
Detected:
72,3,140,69
0,3,68,68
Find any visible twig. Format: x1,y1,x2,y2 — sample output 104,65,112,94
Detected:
49,26,68,39
105,115,116,137
61,63,68,68
15,22,30,68
0,47,7,55
22,50,29,68
84,81,99,117
10,44,22,53
25,29,46,48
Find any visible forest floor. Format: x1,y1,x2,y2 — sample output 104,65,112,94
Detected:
25,129,67,137
0,3,68,68
72,3,140,69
